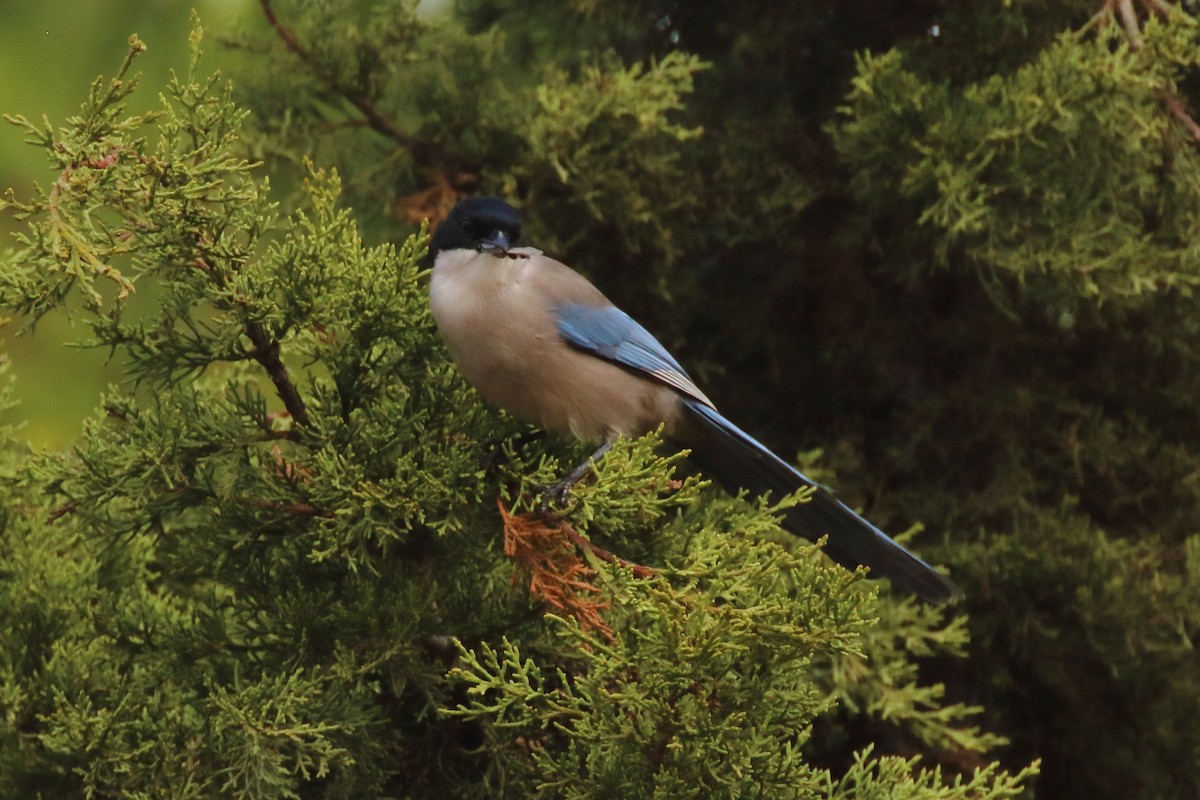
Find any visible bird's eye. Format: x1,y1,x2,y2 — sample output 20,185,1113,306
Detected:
511,228,521,244
461,219,476,235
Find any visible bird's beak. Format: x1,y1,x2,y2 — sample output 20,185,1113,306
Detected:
478,229,510,256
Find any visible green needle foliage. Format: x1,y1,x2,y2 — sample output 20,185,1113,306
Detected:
221,3,1200,794
834,17,1200,302
0,14,1036,800
7,0,1200,797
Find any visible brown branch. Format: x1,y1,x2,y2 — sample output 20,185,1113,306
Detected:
192,254,310,427
262,417,304,442
1093,0,1143,48
234,496,328,517
1093,2,1199,146
557,521,658,579
46,500,79,523
1116,0,1143,48
261,427,303,443
257,0,466,169
1098,0,1175,46
244,318,310,427
1161,92,1200,142
1138,0,1174,20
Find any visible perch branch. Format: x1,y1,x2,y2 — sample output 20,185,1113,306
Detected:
556,521,658,579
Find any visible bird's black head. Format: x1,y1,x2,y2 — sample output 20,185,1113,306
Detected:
431,197,523,257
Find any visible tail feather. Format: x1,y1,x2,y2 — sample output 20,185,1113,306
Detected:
680,401,962,604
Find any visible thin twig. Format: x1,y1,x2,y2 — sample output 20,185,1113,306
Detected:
46,501,79,523
193,254,310,427
1116,0,1144,48
1161,92,1200,142
1093,1,1198,146
556,518,658,579
1138,0,1174,20
234,496,327,517
243,319,310,427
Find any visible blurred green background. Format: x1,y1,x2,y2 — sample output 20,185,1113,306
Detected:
1,0,253,448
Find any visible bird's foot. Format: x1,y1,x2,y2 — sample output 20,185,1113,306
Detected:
536,479,575,514
535,440,616,514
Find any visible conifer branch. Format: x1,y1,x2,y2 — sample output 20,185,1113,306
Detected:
190,254,310,427
1094,0,1174,48
46,500,79,524
1161,92,1200,142
1115,0,1143,48
45,154,138,305
235,496,327,517
256,0,467,170
499,499,618,640
556,520,658,579
243,318,310,427
1091,1,1200,145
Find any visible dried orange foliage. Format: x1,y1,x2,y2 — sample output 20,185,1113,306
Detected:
498,499,614,641
395,170,478,227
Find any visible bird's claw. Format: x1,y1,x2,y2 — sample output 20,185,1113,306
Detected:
536,481,573,514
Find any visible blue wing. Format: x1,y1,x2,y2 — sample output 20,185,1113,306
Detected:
555,303,962,603
555,304,715,409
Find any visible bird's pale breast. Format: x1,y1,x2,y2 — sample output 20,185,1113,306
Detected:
430,249,680,441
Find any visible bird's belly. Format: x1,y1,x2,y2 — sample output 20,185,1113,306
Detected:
435,309,676,441
459,333,678,441
430,255,680,441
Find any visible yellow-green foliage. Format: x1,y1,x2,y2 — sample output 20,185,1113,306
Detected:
0,16,1032,800
8,1,1200,798
834,14,1200,302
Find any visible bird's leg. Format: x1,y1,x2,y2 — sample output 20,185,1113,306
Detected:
539,439,615,512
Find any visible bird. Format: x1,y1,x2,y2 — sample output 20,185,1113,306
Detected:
428,196,962,604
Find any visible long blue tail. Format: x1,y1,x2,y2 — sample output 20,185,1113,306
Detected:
681,401,962,603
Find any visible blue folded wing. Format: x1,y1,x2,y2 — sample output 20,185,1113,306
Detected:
554,303,962,603
555,303,714,408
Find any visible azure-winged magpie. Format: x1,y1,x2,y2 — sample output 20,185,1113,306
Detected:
429,197,962,604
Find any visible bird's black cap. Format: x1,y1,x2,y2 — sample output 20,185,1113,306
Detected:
431,197,523,256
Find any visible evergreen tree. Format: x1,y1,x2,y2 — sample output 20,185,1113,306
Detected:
1,1,1197,798
0,16,1029,800
227,3,1200,794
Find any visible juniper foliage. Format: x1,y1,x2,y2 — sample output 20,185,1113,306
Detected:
7,0,1200,797
226,2,1200,797
0,17,1033,800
